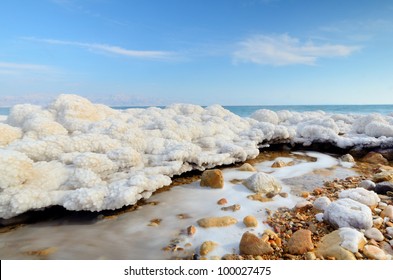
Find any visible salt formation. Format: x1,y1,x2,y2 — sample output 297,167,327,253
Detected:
1,94,393,218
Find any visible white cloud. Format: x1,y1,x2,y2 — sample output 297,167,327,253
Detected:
233,34,361,66
30,38,176,60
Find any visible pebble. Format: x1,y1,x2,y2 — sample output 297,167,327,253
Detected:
221,204,241,212
279,192,288,198
286,229,314,255
239,232,274,256
389,240,393,247
373,217,384,229
386,227,393,236
271,160,286,168
364,228,384,242
243,215,258,227
239,163,257,172
266,192,277,198
25,247,57,256
358,180,376,191
315,231,356,260
362,152,388,165
373,208,382,214
315,213,324,222
380,241,393,256
301,192,309,198
313,188,323,195
200,241,218,256
375,181,393,195
381,205,393,220
197,216,238,228
295,201,313,209
340,154,355,163
363,245,388,260
187,225,196,236
305,252,316,260
378,202,388,209
217,198,228,205
373,171,393,183
200,169,224,188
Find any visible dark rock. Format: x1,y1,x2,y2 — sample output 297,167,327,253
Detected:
375,182,393,195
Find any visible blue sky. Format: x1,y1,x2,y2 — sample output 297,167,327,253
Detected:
1,0,393,106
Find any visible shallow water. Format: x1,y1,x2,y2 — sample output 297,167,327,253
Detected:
0,151,357,260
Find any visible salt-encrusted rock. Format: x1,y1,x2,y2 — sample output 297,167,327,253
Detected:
338,188,380,208
363,245,388,260
315,230,356,260
323,198,373,230
373,171,393,183
242,172,282,194
238,163,257,172
365,228,384,241
200,241,218,256
197,216,237,228
239,232,273,255
200,169,224,188
243,215,258,227
271,160,286,168
375,182,393,195
340,154,355,163
313,197,331,211
286,229,313,255
338,227,366,253
362,152,388,165
358,180,376,191
381,205,393,220
0,124,22,146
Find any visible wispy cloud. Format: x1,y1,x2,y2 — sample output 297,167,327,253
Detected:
0,61,52,75
27,38,176,60
233,34,361,66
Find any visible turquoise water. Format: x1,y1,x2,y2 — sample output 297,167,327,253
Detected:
1,104,393,118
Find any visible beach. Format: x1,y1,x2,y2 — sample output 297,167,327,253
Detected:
0,94,392,260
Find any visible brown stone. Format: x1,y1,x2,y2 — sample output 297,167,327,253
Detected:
200,241,218,256
271,160,286,168
187,225,196,236
279,192,288,198
362,152,388,165
313,188,323,195
301,192,309,198
381,205,393,220
243,215,258,227
217,198,228,205
200,169,224,188
286,229,313,255
239,163,257,172
197,216,238,228
239,232,274,256
221,204,241,212
315,230,356,260
25,247,57,256
373,171,393,183
363,245,388,260
247,193,272,203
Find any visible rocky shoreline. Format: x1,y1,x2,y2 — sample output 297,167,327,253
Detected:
167,151,393,260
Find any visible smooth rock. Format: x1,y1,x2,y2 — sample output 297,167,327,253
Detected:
381,205,393,220
200,241,218,256
363,245,388,260
271,160,286,168
187,225,196,236
373,217,384,229
340,154,355,163
295,201,313,209
305,252,316,260
239,232,274,256
386,227,393,236
338,188,380,208
315,230,356,260
217,198,228,205
375,181,393,195
373,171,393,183
286,229,313,255
239,163,257,172
197,216,238,228
242,172,282,194
378,202,388,209
243,215,258,227
221,204,241,212
380,241,393,256
315,213,324,222
200,169,224,188
364,228,384,241
362,152,388,165
358,180,376,191
323,198,373,230
313,197,331,211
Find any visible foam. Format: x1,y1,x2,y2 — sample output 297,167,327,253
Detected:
0,94,392,218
